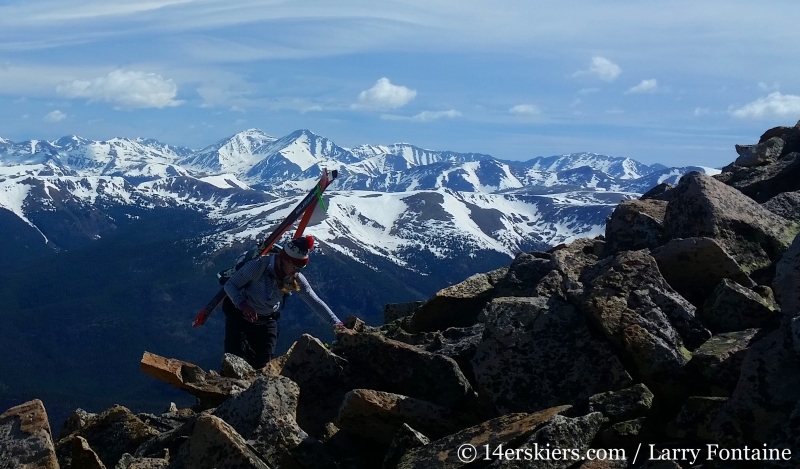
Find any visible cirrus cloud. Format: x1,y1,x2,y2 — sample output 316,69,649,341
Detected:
509,104,540,115
625,79,658,95
353,77,416,110
57,69,183,109
43,110,66,122
731,92,800,119
411,109,461,122
573,57,621,82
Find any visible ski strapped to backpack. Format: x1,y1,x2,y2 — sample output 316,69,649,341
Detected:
192,168,337,328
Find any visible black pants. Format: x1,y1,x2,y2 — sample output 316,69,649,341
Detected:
222,297,278,369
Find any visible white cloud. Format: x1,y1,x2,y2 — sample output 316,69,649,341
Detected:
57,69,183,109
573,57,621,82
509,104,540,115
625,79,658,95
44,110,66,122
353,77,416,110
411,110,461,122
731,92,800,119
694,107,710,116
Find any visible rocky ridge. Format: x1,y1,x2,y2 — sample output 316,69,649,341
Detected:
4,123,800,468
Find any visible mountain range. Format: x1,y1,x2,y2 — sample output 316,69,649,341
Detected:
0,128,719,428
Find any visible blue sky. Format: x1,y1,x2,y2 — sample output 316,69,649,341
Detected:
1,0,799,167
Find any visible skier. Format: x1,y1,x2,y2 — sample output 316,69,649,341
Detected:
222,235,342,368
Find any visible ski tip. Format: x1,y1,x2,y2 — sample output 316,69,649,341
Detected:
192,310,207,328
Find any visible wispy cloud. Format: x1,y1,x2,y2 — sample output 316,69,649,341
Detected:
758,81,780,92
694,107,710,116
625,79,658,95
353,77,416,110
44,110,66,122
731,92,800,119
57,70,183,109
412,109,461,122
509,104,540,115
573,57,621,82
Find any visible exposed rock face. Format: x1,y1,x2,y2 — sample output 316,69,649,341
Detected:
168,414,270,469
605,199,667,253
716,151,800,203
0,399,59,469
381,424,430,469
774,233,800,317
762,191,800,222
734,136,784,167
663,172,798,274
587,384,654,423
651,237,755,307
472,296,631,415
220,353,255,379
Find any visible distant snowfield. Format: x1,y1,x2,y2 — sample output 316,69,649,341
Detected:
0,128,728,270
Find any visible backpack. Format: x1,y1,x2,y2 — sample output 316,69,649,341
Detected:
217,244,282,286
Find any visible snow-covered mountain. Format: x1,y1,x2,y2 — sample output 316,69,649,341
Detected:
0,129,719,273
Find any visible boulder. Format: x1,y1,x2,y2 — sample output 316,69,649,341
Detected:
665,396,728,440
486,413,605,469
708,329,800,446
167,414,270,469
651,237,755,307
384,301,424,324
278,334,353,436
133,415,200,461
220,353,255,379
0,399,59,469
663,172,799,274
71,436,106,469
381,424,430,469
575,459,628,469
115,453,169,468
734,137,784,167
640,182,676,202
336,389,464,445
578,251,709,402
773,233,800,318
587,383,654,423
410,267,506,332
332,329,474,408
700,279,781,333
758,125,793,144
493,251,553,297
762,191,800,223
212,375,335,469
599,418,647,455
395,406,571,469
715,151,800,203
690,329,760,397
140,352,251,408
549,238,605,299
55,405,159,469
605,199,668,253
472,296,631,415
135,406,196,434
58,408,97,441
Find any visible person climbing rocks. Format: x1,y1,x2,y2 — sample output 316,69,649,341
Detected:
222,235,342,368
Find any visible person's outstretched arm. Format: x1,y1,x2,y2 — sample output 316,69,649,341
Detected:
295,273,341,325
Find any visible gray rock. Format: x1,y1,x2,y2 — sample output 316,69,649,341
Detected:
332,329,475,408
472,296,631,415
715,151,800,203
487,413,605,469
774,233,800,319
212,375,335,469
666,396,728,440
599,418,648,455
382,424,430,469
336,389,464,445
605,199,668,253
588,383,654,423
72,436,106,469
410,268,506,332
167,414,270,469
58,408,97,441
220,353,255,379
55,405,159,469
395,406,571,469
0,399,59,469
384,301,424,324
136,407,196,434
574,458,629,469
762,191,800,223
735,137,784,167
640,182,676,202
652,237,755,307
279,334,352,436
708,328,800,446
578,251,708,403
700,279,781,333
549,238,605,299
493,252,553,297
663,172,799,274
115,452,169,469
690,329,760,397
